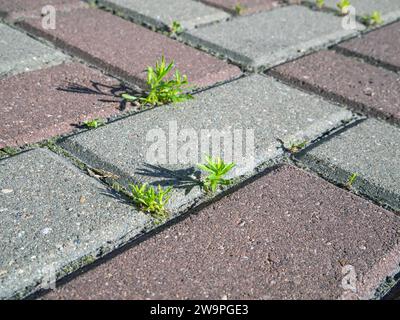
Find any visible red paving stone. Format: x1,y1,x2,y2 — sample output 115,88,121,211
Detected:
0,62,124,148
0,0,84,20
270,50,400,123
200,0,281,14
43,165,400,300
19,7,241,89
337,22,400,72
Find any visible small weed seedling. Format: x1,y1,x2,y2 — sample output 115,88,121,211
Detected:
234,3,245,15
170,21,183,35
277,138,307,154
361,11,383,26
121,93,138,102
337,0,351,15
1,146,18,156
287,140,307,154
130,183,172,219
197,155,235,193
316,0,325,9
123,56,193,107
83,118,104,129
346,173,358,189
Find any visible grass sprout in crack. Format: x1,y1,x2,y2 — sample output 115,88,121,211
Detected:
130,183,172,221
197,155,235,193
122,56,193,107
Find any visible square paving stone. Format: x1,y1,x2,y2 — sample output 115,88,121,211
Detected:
0,23,66,78
0,62,125,149
297,119,400,212
0,0,84,20
0,148,148,299
96,0,230,30
199,0,282,15
19,7,241,88
182,5,363,70
321,0,400,25
42,165,400,300
337,22,400,72
271,50,400,123
60,75,354,214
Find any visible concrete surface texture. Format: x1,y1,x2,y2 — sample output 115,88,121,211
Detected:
199,0,282,14
0,149,149,299
96,0,230,30
298,119,400,212
0,62,124,148
0,1,399,300
337,21,400,72
271,50,400,123
43,165,400,300
183,5,363,70
60,75,353,213
19,7,241,88
322,0,400,25
0,23,66,78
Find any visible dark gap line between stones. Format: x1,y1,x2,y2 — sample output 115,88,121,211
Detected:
333,45,400,74
2,0,399,300
267,68,400,128
26,155,284,300
288,118,400,215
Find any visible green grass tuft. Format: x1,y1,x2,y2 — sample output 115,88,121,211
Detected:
123,56,193,107
130,183,172,219
197,155,235,193
83,118,104,129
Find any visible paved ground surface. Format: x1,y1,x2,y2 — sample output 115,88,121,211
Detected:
43,166,400,300
0,0,399,300
19,6,241,88
320,0,400,25
95,0,231,30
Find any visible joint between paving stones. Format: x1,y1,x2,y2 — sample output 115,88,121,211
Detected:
290,127,400,214
333,45,400,74
267,67,400,127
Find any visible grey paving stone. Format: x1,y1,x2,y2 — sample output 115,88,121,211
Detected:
0,0,85,21
0,23,66,78
0,149,149,299
182,5,363,70
61,75,354,213
297,119,400,212
322,0,400,25
97,0,230,30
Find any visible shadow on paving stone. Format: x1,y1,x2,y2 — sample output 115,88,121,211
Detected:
136,164,202,196
57,80,138,114
99,185,133,207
